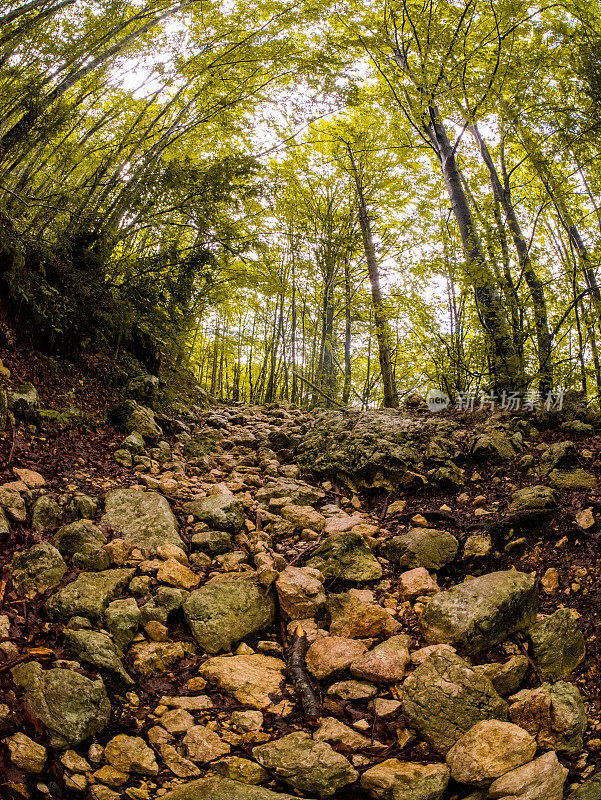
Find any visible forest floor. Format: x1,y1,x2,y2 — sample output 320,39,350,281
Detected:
1,343,601,800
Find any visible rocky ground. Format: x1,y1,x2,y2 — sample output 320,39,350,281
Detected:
1,354,601,799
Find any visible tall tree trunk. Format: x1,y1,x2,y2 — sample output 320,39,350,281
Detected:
345,145,398,407
342,258,352,405
424,106,524,393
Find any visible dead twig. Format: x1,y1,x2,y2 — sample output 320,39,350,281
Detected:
287,624,321,726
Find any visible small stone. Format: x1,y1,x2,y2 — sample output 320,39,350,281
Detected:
161,708,195,734
463,533,493,559
370,698,401,718
144,621,169,641
129,641,193,677
473,655,529,696
183,725,230,763
360,759,449,800
446,720,537,786
199,654,286,710
541,568,560,594
9,542,67,598
576,508,596,529
252,731,359,798
327,680,377,700
60,750,91,773
105,598,141,650
5,733,47,773
12,468,45,488
306,636,368,679
488,751,568,800
93,765,129,787
209,756,268,785
350,635,411,683
379,527,459,570
160,744,201,778
528,608,586,681
104,735,159,776
157,543,188,563
276,566,326,619
398,567,439,599
327,593,390,638
313,717,375,750
231,710,264,732
281,504,326,532
156,558,200,589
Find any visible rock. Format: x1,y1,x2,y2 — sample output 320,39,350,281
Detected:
183,725,231,763
192,530,232,555
253,731,359,797
327,680,377,700
0,507,9,534
509,682,587,753
129,640,193,676
327,593,390,638
108,399,163,440
158,776,298,800
281,504,326,532
184,490,245,533
160,744,201,778
256,479,325,506
105,598,141,650
307,531,382,582
360,759,450,800
102,488,184,552
297,408,456,489
183,573,275,653
463,533,493,559
104,734,158,775
528,608,586,681
5,732,47,773
64,629,132,682
231,710,263,731
541,568,559,594
61,750,91,772
487,751,568,799
473,655,529,696
157,557,200,589
9,542,66,598
313,716,375,750
509,485,557,512
350,635,411,683
199,653,285,710
11,661,111,747
402,651,508,755
46,568,135,621
210,756,268,785
122,431,146,454
567,773,601,800
31,495,63,531
379,528,458,570
7,382,38,419
55,520,107,559
12,468,45,488
539,440,578,475
125,374,159,407
306,636,368,679
446,720,536,786
576,508,596,529
0,485,26,521
549,468,597,490
276,566,326,619
419,570,538,653
469,431,517,462
114,448,133,467
398,567,439,599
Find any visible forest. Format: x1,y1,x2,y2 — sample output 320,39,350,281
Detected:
1,0,601,406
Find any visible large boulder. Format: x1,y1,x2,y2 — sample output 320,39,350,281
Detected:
252,732,358,797
307,531,382,582
199,654,285,710
527,608,586,681
102,488,184,552
360,759,449,800
549,468,597,490
46,568,135,621
11,661,111,747
379,528,458,570
509,682,587,753
108,399,163,441
487,751,568,800
445,720,536,786
538,441,578,475
419,570,538,653
183,573,275,653
183,490,245,533
509,485,557,512
9,542,66,598
567,773,601,800
158,777,298,800
402,651,508,755
297,408,457,489
55,520,107,559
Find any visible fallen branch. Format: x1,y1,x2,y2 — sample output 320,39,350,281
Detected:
287,624,321,726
